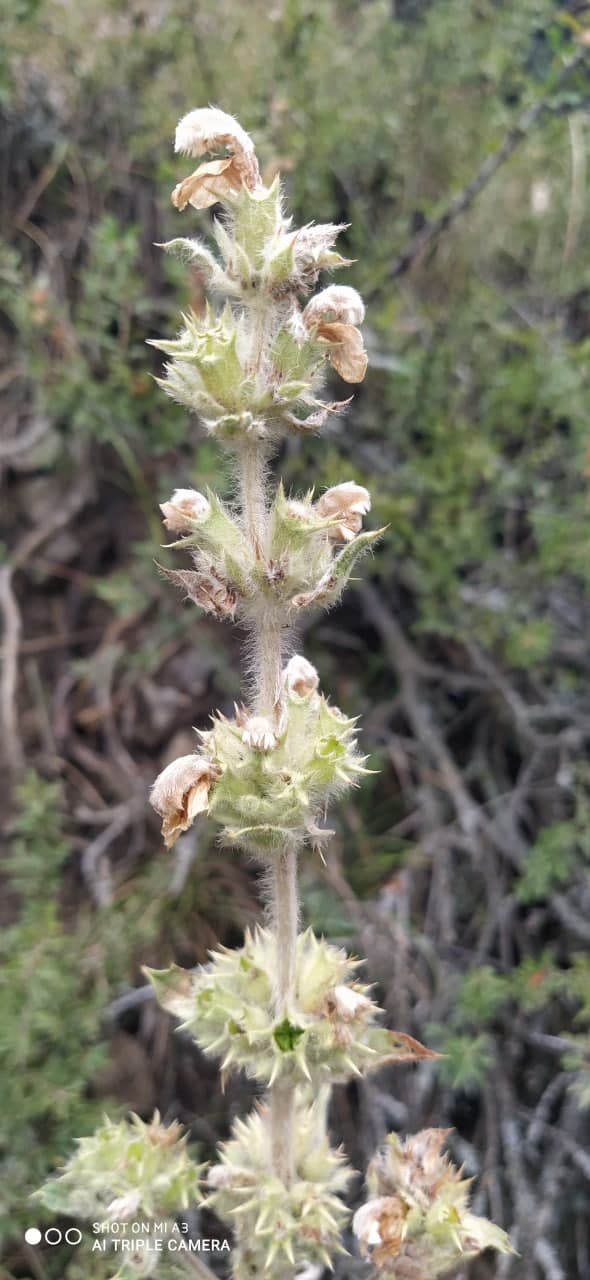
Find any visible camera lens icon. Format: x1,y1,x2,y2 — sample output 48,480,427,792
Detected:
25,1227,82,1246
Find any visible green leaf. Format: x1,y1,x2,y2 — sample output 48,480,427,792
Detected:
273,1018,305,1053
516,824,577,903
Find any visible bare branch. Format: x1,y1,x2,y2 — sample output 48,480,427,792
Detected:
389,50,588,280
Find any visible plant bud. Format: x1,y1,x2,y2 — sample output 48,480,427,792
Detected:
316,481,371,542
150,754,218,848
160,488,211,532
283,654,319,699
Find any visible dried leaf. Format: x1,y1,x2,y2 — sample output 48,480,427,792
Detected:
157,563,236,619
386,1030,443,1061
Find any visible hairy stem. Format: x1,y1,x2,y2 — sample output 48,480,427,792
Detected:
237,434,299,1195
238,440,267,559
255,616,298,1189
269,846,298,1186
252,614,286,714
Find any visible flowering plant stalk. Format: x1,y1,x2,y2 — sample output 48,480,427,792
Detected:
38,108,513,1280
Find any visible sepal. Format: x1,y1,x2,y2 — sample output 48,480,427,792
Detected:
157,237,233,292
292,526,386,611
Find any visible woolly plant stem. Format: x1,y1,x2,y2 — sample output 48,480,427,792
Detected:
238,436,299,1191
268,847,298,1185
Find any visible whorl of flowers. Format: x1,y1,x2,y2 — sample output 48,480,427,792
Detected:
35,1113,202,1223
353,1129,515,1277
145,928,439,1086
149,655,368,853
38,108,512,1280
204,1104,351,1278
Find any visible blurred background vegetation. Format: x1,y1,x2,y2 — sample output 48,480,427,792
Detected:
2,0,590,1276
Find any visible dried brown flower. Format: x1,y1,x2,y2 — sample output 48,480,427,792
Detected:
172,107,261,210
316,481,371,542
354,1128,514,1277
158,564,237,619
303,285,367,384
150,754,218,848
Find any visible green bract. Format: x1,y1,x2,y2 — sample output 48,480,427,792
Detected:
36,1113,202,1222
199,688,367,854
145,928,425,1086
205,1104,351,1278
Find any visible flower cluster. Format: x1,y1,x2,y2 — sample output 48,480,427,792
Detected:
205,1104,351,1278
150,655,368,854
36,1113,202,1223
37,107,512,1280
157,475,378,627
145,928,438,1087
353,1129,514,1278
150,108,368,445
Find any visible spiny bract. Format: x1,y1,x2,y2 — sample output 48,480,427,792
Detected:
205,1103,351,1278
199,680,369,854
35,1112,202,1222
353,1128,515,1278
145,928,437,1087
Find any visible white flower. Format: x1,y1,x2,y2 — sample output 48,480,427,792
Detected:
106,1190,142,1222
150,754,218,848
160,488,211,532
352,1198,390,1251
324,984,373,1022
283,655,319,699
316,481,371,542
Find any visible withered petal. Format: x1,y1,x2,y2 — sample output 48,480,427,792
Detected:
317,321,368,384
171,158,241,211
